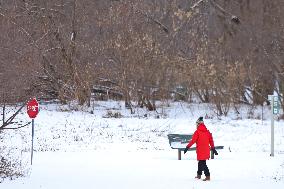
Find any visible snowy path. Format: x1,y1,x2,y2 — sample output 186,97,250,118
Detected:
1,102,284,188
2,147,284,189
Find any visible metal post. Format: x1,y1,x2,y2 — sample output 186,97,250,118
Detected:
178,149,181,160
31,119,35,165
271,97,274,157
211,150,214,159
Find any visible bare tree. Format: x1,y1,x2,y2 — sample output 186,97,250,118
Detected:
0,0,283,116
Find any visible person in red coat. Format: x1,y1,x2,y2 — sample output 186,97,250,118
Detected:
184,117,218,181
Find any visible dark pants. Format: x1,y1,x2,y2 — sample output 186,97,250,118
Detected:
197,160,210,176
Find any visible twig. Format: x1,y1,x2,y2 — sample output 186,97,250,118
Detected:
208,0,240,24
3,122,31,130
135,8,169,33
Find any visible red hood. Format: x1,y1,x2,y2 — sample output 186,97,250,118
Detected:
197,123,208,132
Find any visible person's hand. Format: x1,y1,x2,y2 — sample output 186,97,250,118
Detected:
212,148,218,155
184,147,189,154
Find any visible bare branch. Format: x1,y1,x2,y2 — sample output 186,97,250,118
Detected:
134,8,169,33
208,0,240,24
2,102,5,126
3,122,31,130
0,11,38,47
191,0,206,9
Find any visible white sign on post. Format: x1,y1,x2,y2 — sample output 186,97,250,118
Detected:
268,95,279,157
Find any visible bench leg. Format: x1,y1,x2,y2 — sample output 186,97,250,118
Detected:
178,149,181,160
211,150,214,159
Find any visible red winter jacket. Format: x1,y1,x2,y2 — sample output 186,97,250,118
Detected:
186,123,215,160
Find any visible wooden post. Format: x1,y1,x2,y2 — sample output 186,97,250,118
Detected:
178,149,181,160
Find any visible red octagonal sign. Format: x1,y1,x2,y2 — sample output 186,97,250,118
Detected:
27,98,39,119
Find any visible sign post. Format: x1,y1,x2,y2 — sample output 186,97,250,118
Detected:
270,96,274,157
27,98,39,165
31,119,35,165
268,95,279,157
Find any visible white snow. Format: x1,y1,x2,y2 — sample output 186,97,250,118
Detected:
1,101,284,188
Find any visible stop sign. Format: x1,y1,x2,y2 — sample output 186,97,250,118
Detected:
27,98,39,119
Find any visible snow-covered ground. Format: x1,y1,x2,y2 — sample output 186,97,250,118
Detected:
1,101,284,188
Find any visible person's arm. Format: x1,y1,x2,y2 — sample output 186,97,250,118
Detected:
209,132,215,148
209,132,218,155
184,131,198,154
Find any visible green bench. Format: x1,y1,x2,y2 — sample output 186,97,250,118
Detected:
167,134,224,160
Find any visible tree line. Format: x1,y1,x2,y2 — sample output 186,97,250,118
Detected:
0,0,283,116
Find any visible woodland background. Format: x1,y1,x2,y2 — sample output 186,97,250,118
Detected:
0,0,284,116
